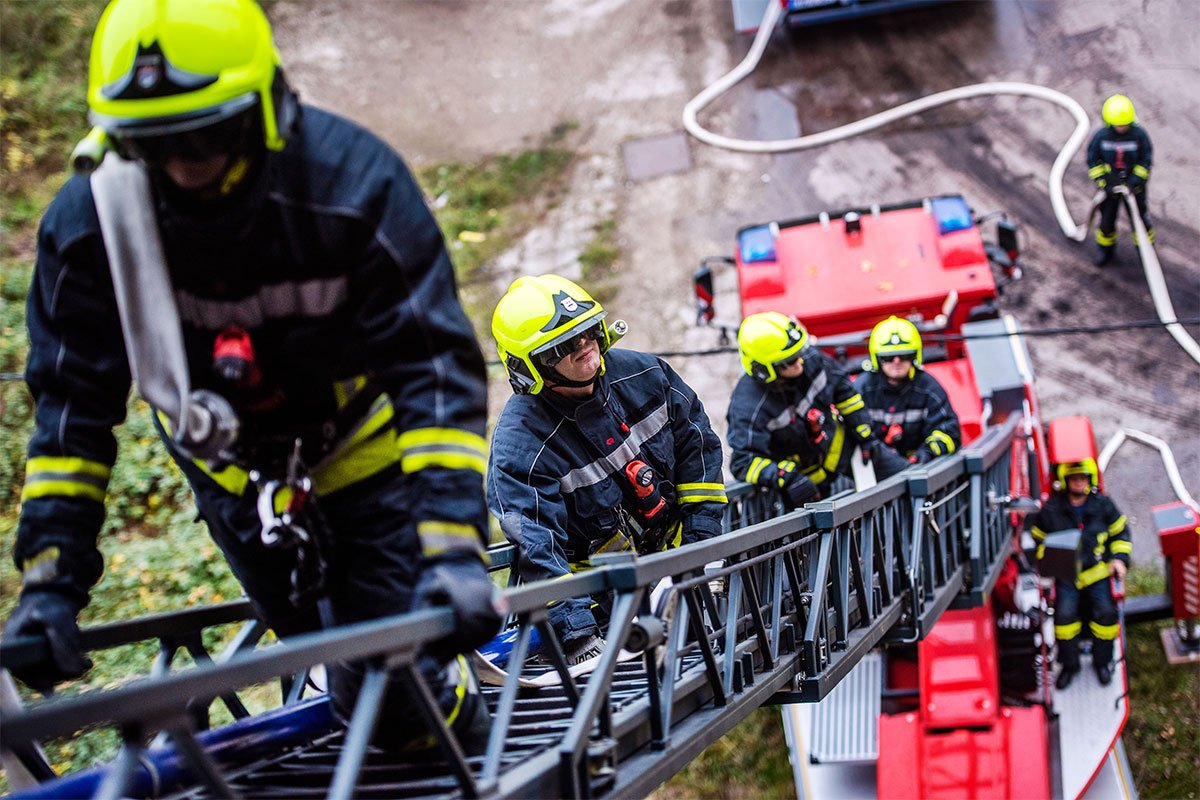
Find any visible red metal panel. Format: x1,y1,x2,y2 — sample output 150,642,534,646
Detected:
877,712,923,800
738,205,996,338
1046,416,1103,492
923,359,982,446
1156,502,1200,618
919,605,999,729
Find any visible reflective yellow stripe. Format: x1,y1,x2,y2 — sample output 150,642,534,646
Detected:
1089,620,1120,641
677,482,728,504
1096,178,1108,189
1096,229,1117,246
417,521,485,558
445,655,469,726
1088,164,1108,179
312,425,400,495
21,456,112,503
1109,540,1133,555
925,429,956,456
1108,515,1127,536
1055,621,1082,640
594,529,636,555
398,428,487,474
1036,544,1045,560
1132,164,1149,179
854,423,872,441
1031,526,1046,542
835,394,865,415
746,457,772,485
823,424,845,472
802,466,828,485
1076,561,1110,588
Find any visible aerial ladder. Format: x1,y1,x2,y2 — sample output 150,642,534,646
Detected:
0,411,1020,799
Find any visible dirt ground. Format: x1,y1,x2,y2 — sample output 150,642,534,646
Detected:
273,0,1199,566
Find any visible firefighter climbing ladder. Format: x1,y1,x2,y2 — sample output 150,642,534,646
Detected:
0,415,1019,799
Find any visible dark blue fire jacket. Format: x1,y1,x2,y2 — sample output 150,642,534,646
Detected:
16,106,489,606
487,348,727,642
727,347,873,490
854,368,961,461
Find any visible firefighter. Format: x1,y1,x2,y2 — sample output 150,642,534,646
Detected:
488,275,727,664
1086,94,1154,266
856,316,961,465
1029,459,1131,688
3,0,498,751
727,312,906,505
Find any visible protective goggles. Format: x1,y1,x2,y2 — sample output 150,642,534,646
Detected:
108,101,261,167
773,350,804,370
879,352,916,363
535,322,605,367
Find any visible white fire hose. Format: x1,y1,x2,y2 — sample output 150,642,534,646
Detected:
682,0,1200,369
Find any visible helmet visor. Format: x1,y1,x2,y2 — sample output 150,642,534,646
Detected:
773,350,803,371
105,95,261,166
534,321,605,368
878,351,917,363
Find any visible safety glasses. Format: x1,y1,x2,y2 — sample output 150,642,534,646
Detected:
111,106,260,167
881,353,915,363
536,322,605,367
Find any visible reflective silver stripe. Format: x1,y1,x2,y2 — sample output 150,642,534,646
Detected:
559,403,670,494
866,408,928,426
175,277,348,329
765,371,828,432
23,470,109,492
403,443,486,460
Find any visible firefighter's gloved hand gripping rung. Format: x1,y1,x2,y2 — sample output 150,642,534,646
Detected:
89,153,238,461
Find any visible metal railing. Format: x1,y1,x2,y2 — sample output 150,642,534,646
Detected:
0,416,1020,800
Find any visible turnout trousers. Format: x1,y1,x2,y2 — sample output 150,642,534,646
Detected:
1054,577,1119,671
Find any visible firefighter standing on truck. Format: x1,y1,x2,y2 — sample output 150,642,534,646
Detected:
2,0,499,751
1029,459,1131,689
727,312,908,506
1087,93,1154,266
855,316,961,465
488,274,727,665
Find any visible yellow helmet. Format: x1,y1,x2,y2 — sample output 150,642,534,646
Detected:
869,315,922,373
87,0,296,161
737,312,809,383
1055,459,1099,490
1101,94,1136,127
492,274,615,395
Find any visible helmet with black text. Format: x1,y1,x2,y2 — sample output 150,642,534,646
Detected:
492,274,624,395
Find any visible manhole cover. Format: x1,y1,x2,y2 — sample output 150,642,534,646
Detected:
622,131,693,182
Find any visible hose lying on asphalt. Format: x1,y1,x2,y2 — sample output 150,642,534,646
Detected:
1099,428,1199,513
682,0,1200,368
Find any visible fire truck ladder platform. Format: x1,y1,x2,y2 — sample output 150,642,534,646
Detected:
0,415,1020,800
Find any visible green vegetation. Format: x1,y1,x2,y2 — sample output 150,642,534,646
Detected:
655,707,794,799
578,218,622,306
1123,567,1200,799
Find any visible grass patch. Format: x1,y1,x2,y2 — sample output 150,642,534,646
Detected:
653,706,795,799
578,218,622,307
1123,567,1200,799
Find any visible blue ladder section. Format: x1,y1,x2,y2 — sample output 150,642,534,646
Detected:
0,415,1019,800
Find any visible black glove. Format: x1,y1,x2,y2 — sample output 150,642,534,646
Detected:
778,463,820,505
414,554,502,661
868,440,911,479
912,449,934,465
3,588,92,692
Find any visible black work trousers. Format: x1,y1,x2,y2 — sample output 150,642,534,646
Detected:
164,437,476,750
1096,184,1153,245
1054,577,1118,671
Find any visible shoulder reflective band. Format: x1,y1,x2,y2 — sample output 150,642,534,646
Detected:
1132,164,1149,179
398,428,487,475
22,456,112,503
676,482,728,504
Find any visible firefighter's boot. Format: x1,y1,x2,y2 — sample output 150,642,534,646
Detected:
1055,667,1078,690
1094,661,1113,686
1092,244,1115,266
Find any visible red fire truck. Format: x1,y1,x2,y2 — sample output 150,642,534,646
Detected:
695,194,1146,798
